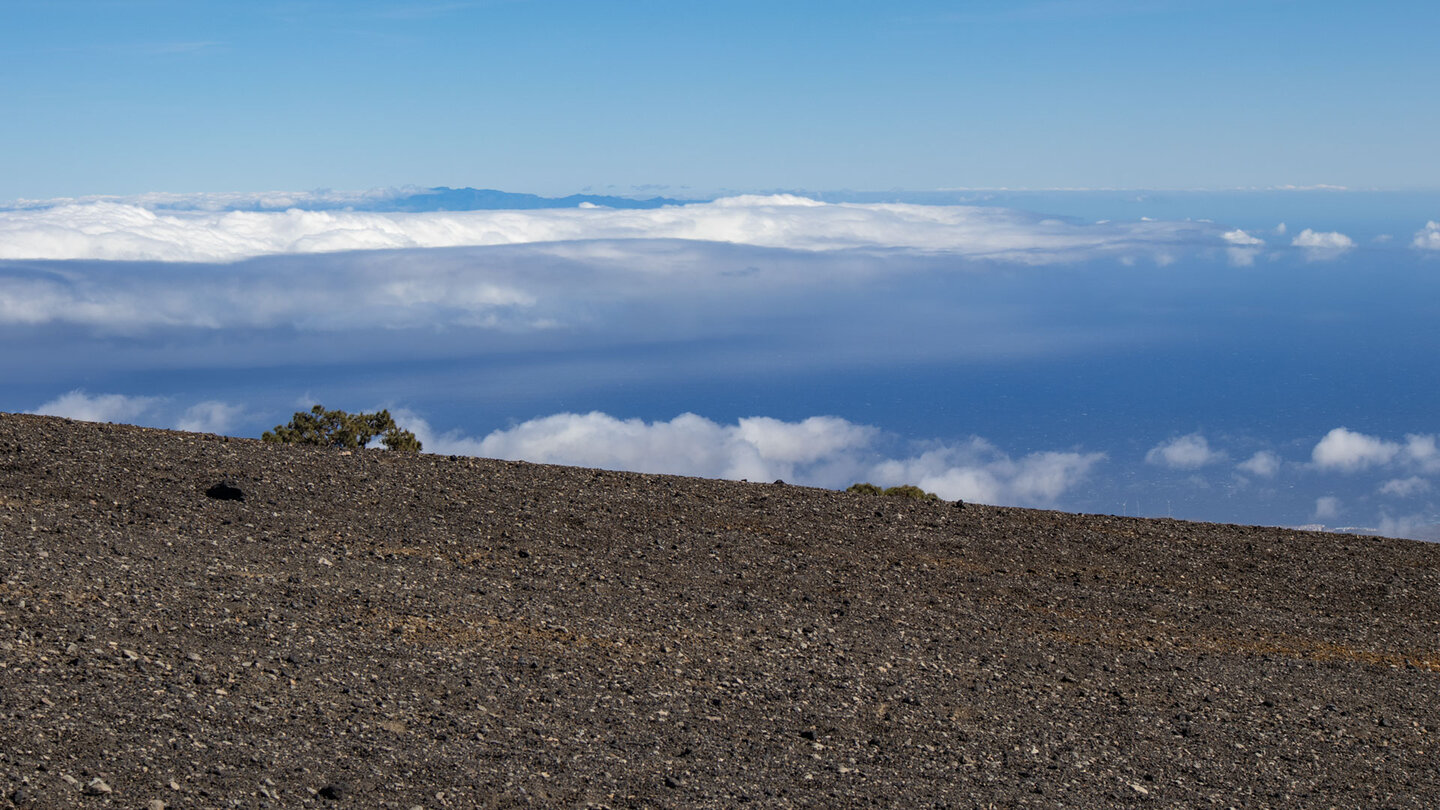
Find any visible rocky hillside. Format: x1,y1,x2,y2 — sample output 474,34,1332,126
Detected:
2,413,1438,808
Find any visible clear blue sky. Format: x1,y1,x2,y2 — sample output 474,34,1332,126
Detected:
4,0,1438,199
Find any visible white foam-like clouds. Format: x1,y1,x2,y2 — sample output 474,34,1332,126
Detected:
0,251,539,330
399,410,1102,507
175,401,247,434
1309,427,1440,473
1314,495,1342,520
1291,228,1356,260
29,390,161,423
1311,427,1399,471
0,196,1236,263
1379,476,1431,497
27,389,245,435
1237,450,1281,478
1222,229,1264,266
869,442,1105,505
1413,221,1440,250
1145,433,1225,469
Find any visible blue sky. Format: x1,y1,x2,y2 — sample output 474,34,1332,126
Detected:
5,0,1439,199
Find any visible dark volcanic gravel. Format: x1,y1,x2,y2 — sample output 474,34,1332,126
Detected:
2,413,1439,808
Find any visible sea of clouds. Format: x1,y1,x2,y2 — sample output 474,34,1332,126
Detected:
7,190,1437,537
0,193,1389,335
3,194,1265,264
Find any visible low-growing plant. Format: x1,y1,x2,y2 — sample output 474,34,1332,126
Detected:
262,405,422,452
881,484,939,501
847,482,941,501
846,482,884,495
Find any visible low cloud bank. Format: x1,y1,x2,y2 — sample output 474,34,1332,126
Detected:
1310,427,1440,473
0,249,540,330
1414,221,1440,251
1291,228,1356,260
1146,433,1225,470
0,195,1231,263
28,390,244,434
22,392,1437,537
399,410,1103,507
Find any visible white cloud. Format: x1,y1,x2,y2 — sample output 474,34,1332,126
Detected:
1413,221,1440,251
1379,476,1431,497
1220,228,1264,266
27,389,243,434
870,443,1104,505
1291,228,1356,260
1378,512,1437,540
1402,433,1440,473
0,196,1240,264
1145,433,1225,470
1314,495,1341,520
1311,427,1400,471
397,410,1102,507
0,249,539,330
1237,450,1281,478
176,401,246,434
29,390,162,423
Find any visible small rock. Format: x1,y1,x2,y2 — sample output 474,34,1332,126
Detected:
83,778,113,796
148,800,167,810
799,729,816,741
60,774,80,788
318,782,347,801
1128,781,1150,795
205,481,245,501
663,775,682,788
10,788,29,804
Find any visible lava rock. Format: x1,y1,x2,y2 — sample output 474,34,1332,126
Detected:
205,481,245,501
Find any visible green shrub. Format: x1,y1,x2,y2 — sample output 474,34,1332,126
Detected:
882,484,939,501
262,405,422,452
847,482,884,495
847,482,940,501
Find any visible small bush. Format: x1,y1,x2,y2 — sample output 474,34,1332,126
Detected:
262,405,422,452
881,484,939,502
847,482,941,501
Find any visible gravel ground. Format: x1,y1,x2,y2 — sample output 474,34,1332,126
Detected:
2,413,1439,808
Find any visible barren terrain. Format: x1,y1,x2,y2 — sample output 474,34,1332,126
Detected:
2,413,1438,807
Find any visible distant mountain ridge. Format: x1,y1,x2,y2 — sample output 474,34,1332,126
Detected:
377,187,705,212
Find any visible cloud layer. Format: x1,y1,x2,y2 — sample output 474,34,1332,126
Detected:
23,391,1436,538
399,410,1103,507
1414,221,1440,250
28,390,245,434
0,195,1234,263
1146,433,1225,469
1291,228,1356,259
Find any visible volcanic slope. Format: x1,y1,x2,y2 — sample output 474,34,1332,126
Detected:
1,413,1439,808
